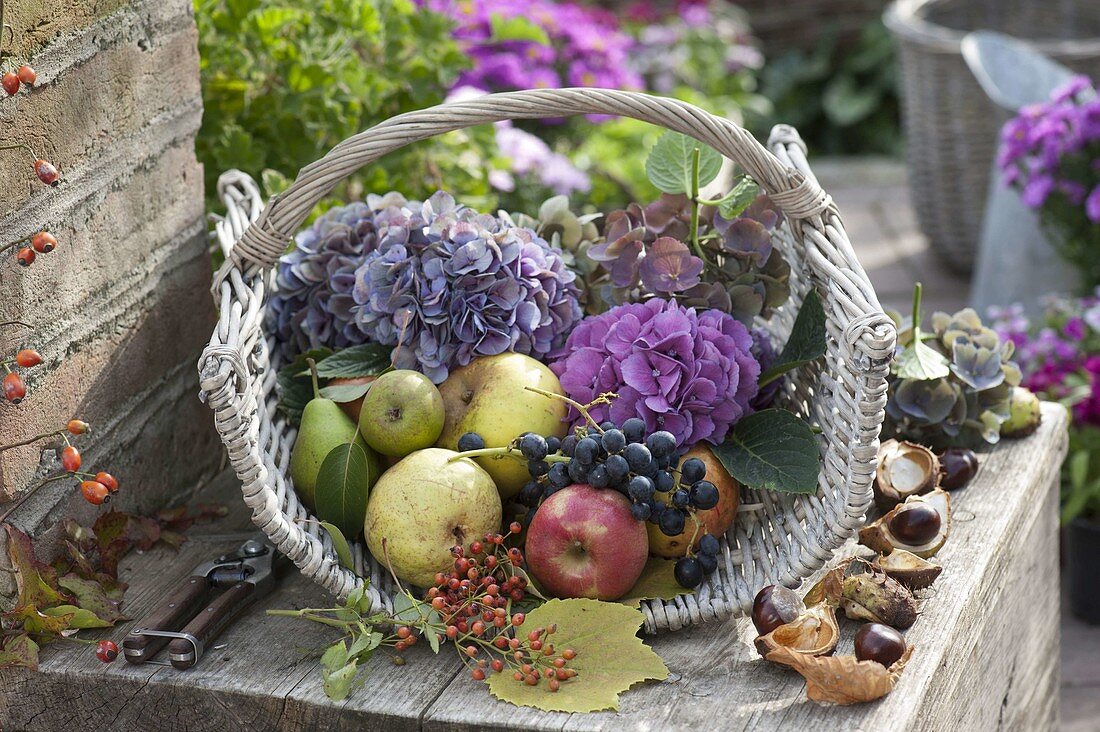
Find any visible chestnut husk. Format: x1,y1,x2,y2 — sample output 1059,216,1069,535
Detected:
872,549,943,590
874,439,940,510
859,489,952,558
754,603,840,659
766,645,914,705
838,557,918,629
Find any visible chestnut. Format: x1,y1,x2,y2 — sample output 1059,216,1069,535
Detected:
752,585,803,635
887,502,941,545
854,623,906,667
939,447,978,490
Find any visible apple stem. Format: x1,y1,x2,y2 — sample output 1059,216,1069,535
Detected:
307,358,321,400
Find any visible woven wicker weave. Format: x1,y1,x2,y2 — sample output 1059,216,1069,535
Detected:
886,0,1100,274
197,89,896,633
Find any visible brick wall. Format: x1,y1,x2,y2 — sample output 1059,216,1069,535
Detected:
0,0,220,600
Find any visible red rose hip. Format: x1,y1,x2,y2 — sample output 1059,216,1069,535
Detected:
31,232,56,253
16,65,36,86
33,159,60,186
95,639,119,663
61,445,82,472
2,372,26,403
15,349,42,367
2,72,19,96
16,247,35,267
81,480,110,505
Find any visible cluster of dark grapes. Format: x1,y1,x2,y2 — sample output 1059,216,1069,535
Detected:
461,417,723,589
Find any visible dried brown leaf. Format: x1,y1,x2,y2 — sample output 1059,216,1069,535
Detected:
766,645,913,705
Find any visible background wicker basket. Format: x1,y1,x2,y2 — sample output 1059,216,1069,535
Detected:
886,0,1100,274
197,89,896,633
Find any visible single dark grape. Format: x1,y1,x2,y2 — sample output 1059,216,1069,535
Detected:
623,442,652,472
696,552,718,575
658,507,686,536
698,533,721,557
639,457,659,478
674,557,703,588
589,464,611,489
457,432,485,452
560,434,578,457
568,459,589,484
587,425,602,436
650,500,667,521
631,502,652,521
621,417,646,444
654,470,675,493
656,455,671,471
519,433,548,461
543,483,562,499
628,475,655,502
680,457,706,485
600,421,617,431
672,488,690,508
689,480,719,510
601,429,626,454
604,454,629,481
545,436,561,455
518,480,542,507
646,431,677,458
548,462,571,488
574,437,599,465
667,454,680,471
528,460,550,478
522,505,538,527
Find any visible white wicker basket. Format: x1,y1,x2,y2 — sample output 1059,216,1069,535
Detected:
197,89,896,633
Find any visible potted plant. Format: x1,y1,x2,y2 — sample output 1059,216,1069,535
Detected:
989,294,1100,623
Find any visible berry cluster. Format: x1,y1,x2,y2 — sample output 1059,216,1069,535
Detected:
8,231,58,268
415,529,577,690
0,419,119,507
2,347,41,403
2,65,35,96
464,412,721,590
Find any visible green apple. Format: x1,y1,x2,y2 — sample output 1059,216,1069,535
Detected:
436,353,569,499
359,369,445,457
364,448,501,587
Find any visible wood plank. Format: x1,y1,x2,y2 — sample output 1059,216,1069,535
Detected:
1,404,1068,730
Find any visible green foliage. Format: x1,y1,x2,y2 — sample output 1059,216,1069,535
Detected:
1064,424,1100,523
645,131,722,195
194,0,500,210
712,409,821,495
757,21,900,156
758,289,827,386
315,442,373,539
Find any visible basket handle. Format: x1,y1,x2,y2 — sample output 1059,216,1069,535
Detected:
221,88,834,274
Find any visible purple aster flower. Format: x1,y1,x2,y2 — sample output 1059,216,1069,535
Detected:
549,298,760,451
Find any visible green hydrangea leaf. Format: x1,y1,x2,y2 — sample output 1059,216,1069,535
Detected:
895,340,951,381
712,176,761,219
712,409,820,494
759,289,827,386
313,344,392,379
618,558,691,609
645,131,722,194
315,442,373,540
486,599,668,712
276,348,333,425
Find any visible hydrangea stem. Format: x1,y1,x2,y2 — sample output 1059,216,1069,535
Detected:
689,147,705,260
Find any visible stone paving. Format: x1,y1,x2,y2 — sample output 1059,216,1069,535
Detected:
822,157,1100,732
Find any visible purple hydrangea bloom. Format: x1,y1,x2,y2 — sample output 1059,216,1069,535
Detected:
352,192,583,383
549,298,760,450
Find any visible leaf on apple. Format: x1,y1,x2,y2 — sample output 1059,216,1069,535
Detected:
711,409,820,495
315,442,372,540
319,381,373,403
486,598,668,712
618,557,691,609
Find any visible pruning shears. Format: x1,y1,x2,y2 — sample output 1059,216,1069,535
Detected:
122,537,278,670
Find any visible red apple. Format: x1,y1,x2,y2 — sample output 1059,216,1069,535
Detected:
525,483,649,600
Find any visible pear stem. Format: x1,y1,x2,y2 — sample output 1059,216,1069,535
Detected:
307,358,321,400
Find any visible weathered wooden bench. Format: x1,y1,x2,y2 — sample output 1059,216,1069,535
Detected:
0,403,1067,731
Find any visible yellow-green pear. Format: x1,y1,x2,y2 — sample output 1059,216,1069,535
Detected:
436,353,569,498
364,448,501,587
290,359,378,511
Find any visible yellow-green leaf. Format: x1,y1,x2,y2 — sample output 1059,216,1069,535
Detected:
318,521,355,570
486,599,668,712
43,605,112,629
618,558,692,609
